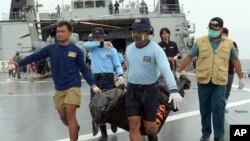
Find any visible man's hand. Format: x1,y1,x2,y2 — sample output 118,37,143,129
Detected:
115,76,124,87
238,78,245,90
168,92,185,109
104,41,113,48
168,57,174,61
174,55,178,60
92,85,101,94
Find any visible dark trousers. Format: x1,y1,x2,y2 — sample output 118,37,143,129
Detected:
198,82,226,139
225,74,234,100
9,70,14,77
115,9,119,14
90,73,115,99
14,66,20,78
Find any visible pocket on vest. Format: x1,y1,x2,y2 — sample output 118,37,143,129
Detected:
216,66,228,82
196,66,208,80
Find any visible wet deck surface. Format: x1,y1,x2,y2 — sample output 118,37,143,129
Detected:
0,72,250,141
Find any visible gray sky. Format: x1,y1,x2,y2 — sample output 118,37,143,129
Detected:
0,0,249,59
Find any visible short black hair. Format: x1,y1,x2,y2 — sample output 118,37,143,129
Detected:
222,27,229,35
56,21,72,32
159,27,171,40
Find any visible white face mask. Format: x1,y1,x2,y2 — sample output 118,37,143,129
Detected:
132,33,147,41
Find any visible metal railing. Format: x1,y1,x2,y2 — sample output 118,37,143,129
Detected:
1,4,183,21
1,11,29,21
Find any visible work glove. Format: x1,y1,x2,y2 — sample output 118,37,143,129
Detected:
168,92,185,109
174,55,178,60
238,78,245,90
115,76,124,87
104,41,113,48
92,86,102,94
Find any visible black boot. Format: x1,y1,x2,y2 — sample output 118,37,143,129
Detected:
148,135,158,141
98,125,108,141
111,124,117,133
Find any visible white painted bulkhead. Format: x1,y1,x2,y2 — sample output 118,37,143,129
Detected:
0,22,31,60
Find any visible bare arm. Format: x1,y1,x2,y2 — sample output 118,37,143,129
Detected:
176,54,193,72
232,58,243,79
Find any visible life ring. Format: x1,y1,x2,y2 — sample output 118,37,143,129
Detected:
1,67,8,72
0,61,8,72
1,61,6,66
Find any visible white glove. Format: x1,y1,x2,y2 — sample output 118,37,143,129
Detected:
104,41,113,48
238,78,245,90
115,76,124,87
168,92,185,109
92,86,102,94
174,56,178,60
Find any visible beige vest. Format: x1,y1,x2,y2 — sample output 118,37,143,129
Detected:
196,36,233,85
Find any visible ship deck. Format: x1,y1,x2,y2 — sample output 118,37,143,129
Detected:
0,72,250,141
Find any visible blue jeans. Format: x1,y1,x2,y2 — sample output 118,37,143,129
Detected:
198,82,226,139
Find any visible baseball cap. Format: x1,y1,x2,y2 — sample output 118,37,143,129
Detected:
129,18,153,32
91,27,106,37
208,17,223,30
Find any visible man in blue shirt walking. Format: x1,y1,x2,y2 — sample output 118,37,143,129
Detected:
125,18,184,141
84,27,124,141
18,21,101,141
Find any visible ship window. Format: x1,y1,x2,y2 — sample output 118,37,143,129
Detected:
85,1,94,8
74,2,84,9
96,1,105,7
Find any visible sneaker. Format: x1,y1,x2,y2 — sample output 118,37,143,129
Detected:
111,124,117,133
200,135,210,141
148,135,158,141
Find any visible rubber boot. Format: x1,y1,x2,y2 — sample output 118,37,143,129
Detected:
111,124,117,133
98,125,108,141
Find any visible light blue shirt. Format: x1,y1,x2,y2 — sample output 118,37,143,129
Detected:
118,52,124,63
84,41,123,75
125,41,178,92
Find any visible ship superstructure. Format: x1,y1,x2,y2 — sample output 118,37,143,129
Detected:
0,0,195,60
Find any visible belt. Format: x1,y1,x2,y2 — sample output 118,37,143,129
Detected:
128,82,156,89
93,73,113,76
